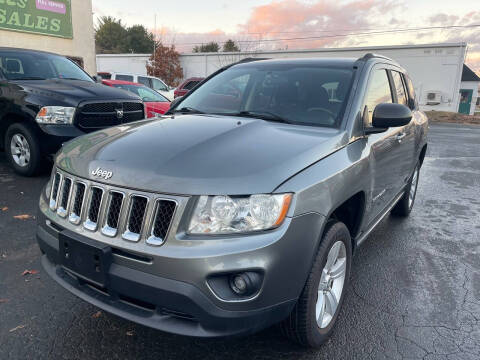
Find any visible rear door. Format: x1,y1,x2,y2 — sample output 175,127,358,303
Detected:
363,66,405,223
390,70,416,187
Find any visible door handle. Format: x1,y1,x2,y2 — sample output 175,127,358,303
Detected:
395,133,406,142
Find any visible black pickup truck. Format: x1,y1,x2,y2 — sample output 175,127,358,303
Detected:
0,48,145,176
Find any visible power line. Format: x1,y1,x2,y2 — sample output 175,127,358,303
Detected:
166,24,480,46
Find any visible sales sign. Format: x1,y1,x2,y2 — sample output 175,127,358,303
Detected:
0,0,72,38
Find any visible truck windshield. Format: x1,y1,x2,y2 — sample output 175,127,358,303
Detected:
0,51,93,82
176,64,354,128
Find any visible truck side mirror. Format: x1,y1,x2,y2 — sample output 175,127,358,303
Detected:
92,75,103,83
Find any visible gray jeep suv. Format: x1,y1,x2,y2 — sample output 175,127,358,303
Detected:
37,55,428,347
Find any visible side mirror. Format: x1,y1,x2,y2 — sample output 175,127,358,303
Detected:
371,103,412,129
92,75,103,83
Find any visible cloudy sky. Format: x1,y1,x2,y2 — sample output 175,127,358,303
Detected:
92,0,480,73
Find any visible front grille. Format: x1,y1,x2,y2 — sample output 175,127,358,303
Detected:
75,101,144,132
48,170,178,247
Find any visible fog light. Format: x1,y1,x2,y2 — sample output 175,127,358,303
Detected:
229,272,262,297
231,275,248,295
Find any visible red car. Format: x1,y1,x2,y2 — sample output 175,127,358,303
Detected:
174,77,204,98
102,79,170,118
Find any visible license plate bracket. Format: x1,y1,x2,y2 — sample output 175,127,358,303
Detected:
59,230,112,287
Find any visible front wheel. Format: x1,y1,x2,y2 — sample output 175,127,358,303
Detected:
5,123,44,176
391,162,420,217
281,221,352,347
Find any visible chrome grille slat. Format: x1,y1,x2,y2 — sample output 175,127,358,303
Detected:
49,169,180,247
122,196,148,242
49,172,62,210
69,182,86,224
84,187,104,231
147,200,177,246
57,178,72,217
102,191,124,237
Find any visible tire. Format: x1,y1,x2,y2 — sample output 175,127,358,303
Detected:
391,161,420,217
281,221,352,348
5,122,44,176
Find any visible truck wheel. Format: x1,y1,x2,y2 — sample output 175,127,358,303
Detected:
281,221,352,348
391,162,420,217
5,123,44,176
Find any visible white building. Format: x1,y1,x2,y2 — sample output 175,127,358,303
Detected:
459,64,480,115
97,42,469,113
0,0,96,74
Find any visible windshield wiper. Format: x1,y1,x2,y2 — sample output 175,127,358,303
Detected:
58,77,90,81
173,107,204,114
230,110,291,124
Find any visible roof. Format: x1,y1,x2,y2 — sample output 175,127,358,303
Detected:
233,57,360,69
462,64,480,82
102,79,142,86
0,47,62,56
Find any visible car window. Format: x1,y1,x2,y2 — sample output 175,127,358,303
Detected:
114,84,169,102
178,65,354,128
364,69,393,125
116,74,134,82
403,75,416,109
391,71,408,105
152,78,167,91
184,81,200,90
0,51,93,81
138,76,152,87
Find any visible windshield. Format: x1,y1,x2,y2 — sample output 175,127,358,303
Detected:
176,63,354,128
113,84,169,102
0,51,93,82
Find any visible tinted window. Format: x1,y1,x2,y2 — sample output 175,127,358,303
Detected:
184,81,200,90
0,51,93,82
138,76,152,87
116,74,134,82
364,69,393,125
391,71,407,105
152,78,167,91
178,65,354,128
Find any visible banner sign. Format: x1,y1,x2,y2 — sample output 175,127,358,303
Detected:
0,0,72,38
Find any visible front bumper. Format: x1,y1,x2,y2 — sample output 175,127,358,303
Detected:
37,194,326,337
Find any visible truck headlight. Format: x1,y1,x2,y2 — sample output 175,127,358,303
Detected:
36,106,75,124
188,194,292,234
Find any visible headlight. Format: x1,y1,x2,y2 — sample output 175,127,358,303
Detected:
188,194,292,235
36,106,75,124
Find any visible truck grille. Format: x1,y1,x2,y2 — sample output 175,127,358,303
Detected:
75,101,144,132
49,170,177,246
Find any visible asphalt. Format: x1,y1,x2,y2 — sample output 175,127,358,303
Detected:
0,123,479,360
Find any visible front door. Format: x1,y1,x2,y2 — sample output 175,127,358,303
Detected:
363,67,403,223
458,89,473,114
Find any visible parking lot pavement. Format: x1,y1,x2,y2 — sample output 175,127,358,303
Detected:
0,123,479,360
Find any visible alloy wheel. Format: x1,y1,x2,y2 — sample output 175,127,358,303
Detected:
316,240,347,329
10,134,31,167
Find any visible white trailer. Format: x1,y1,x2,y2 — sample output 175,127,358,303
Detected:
97,42,468,113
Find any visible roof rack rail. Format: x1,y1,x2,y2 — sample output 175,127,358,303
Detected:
237,57,270,63
357,53,394,62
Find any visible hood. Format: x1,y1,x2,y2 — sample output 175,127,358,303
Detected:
56,114,348,195
14,79,140,105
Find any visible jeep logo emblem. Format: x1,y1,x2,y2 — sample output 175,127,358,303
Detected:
91,167,113,180
116,109,124,119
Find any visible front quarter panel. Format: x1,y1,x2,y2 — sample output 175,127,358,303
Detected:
275,139,370,220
